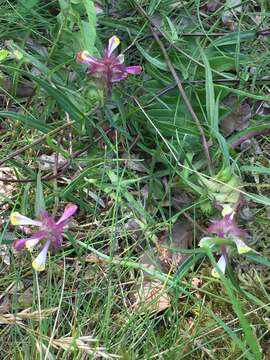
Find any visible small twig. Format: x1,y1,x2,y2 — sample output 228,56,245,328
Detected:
134,2,213,175
0,122,74,167
142,28,270,38
0,128,114,183
146,77,270,106
257,28,270,37
231,129,270,149
154,27,213,175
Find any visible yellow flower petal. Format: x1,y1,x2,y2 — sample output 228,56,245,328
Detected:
221,205,234,217
10,212,41,226
238,245,252,254
234,238,252,254
211,268,221,279
10,212,22,225
211,255,226,278
108,36,120,55
31,241,50,272
32,259,46,272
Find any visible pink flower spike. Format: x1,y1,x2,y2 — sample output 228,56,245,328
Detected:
56,203,78,226
11,203,77,270
76,36,142,90
125,66,142,75
207,215,246,238
111,71,128,82
13,239,26,251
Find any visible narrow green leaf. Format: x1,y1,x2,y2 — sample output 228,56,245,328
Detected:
208,251,262,359
148,0,162,15
244,253,270,268
200,48,230,163
228,124,270,146
61,165,97,196
98,18,140,34
0,111,52,133
32,77,85,129
212,31,256,46
209,311,256,360
173,253,205,282
9,43,63,83
137,43,168,71
200,47,215,126
35,172,46,216
241,165,270,175
216,84,270,101
82,0,96,52
245,192,270,207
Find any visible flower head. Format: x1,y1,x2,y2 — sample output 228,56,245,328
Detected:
76,36,142,90
11,203,78,271
199,212,252,278
207,213,246,239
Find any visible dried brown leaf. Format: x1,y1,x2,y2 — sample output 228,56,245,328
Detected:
220,95,251,136
138,250,162,280
39,154,66,171
0,77,34,97
0,167,16,202
131,280,170,313
207,0,222,12
158,221,193,273
84,254,106,264
0,245,10,266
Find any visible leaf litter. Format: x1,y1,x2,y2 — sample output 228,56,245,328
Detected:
220,95,251,136
1,0,270,358
131,220,194,313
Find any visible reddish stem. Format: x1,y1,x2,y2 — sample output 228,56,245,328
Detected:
231,129,270,149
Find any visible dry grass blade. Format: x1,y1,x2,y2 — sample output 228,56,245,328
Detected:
0,307,58,325
51,336,120,359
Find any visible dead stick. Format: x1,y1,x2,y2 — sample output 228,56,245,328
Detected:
152,27,213,174
0,122,74,167
133,3,213,174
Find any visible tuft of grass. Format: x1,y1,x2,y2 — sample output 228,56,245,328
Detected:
0,1,269,359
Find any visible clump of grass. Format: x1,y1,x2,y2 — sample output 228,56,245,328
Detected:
0,1,270,359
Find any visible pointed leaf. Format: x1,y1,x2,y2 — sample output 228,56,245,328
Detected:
35,172,45,216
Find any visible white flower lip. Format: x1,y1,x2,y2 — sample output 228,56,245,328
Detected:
10,212,42,226
107,35,120,56
233,237,252,254
32,241,50,272
211,255,226,278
